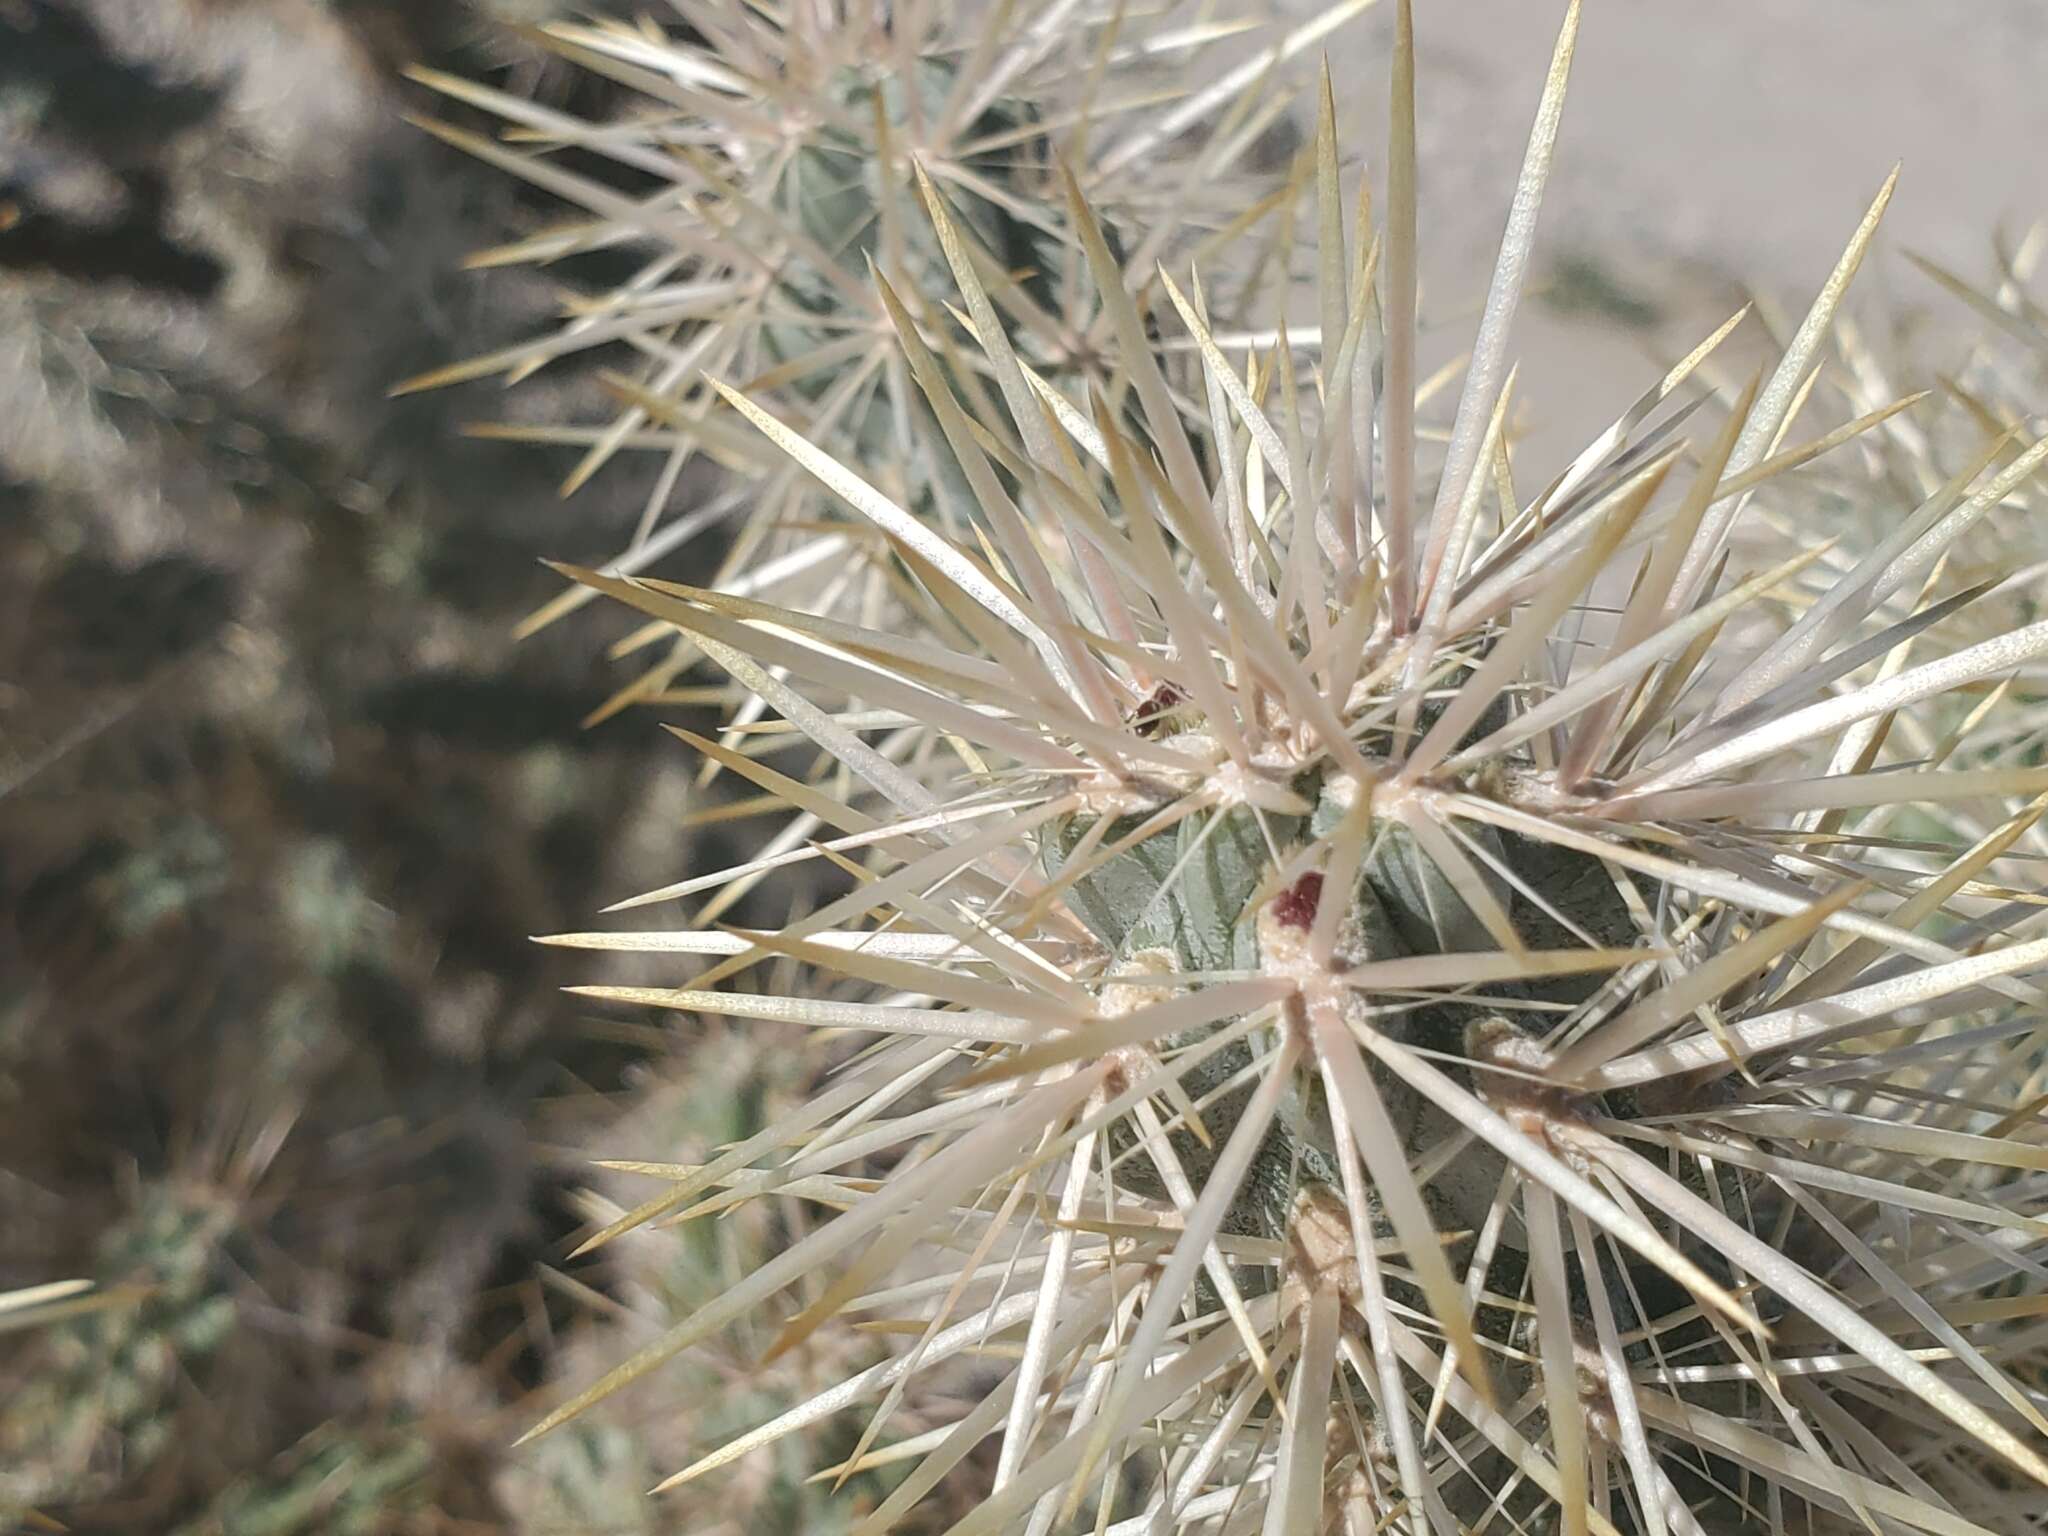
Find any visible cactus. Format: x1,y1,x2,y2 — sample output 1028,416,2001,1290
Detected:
402,2,1365,717
524,3,2048,1531
1735,227,2048,1536
0,5,789,1532
1,1185,238,1525
499,1025,951,1532
500,1421,659,1536
1803,233,2048,735
172,1422,432,1536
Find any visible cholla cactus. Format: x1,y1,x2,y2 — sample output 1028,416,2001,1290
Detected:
1,1185,239,1524
401,0,1366,716
1801,231,2048,731
1729,225,2048,1536
501,1422,660,1536
508,1027,930,1534
523,3,2048,1531
171,1422,432,1536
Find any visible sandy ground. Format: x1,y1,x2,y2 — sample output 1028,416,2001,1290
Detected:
1312,0,2048,477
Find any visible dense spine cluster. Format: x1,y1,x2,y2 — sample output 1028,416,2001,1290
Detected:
422,2,2048,1531
404,0,1367,723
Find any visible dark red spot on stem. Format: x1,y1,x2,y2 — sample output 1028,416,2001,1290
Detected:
1133,680,1188,738
1273,871,1324,931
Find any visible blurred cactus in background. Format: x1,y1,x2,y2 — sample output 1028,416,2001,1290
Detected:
499,1421,659,1536
2,1186,237,1524
503,1025,986,1534
172,1422,433,1536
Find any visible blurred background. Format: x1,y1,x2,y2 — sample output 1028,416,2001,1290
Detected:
2,0,2044,1530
